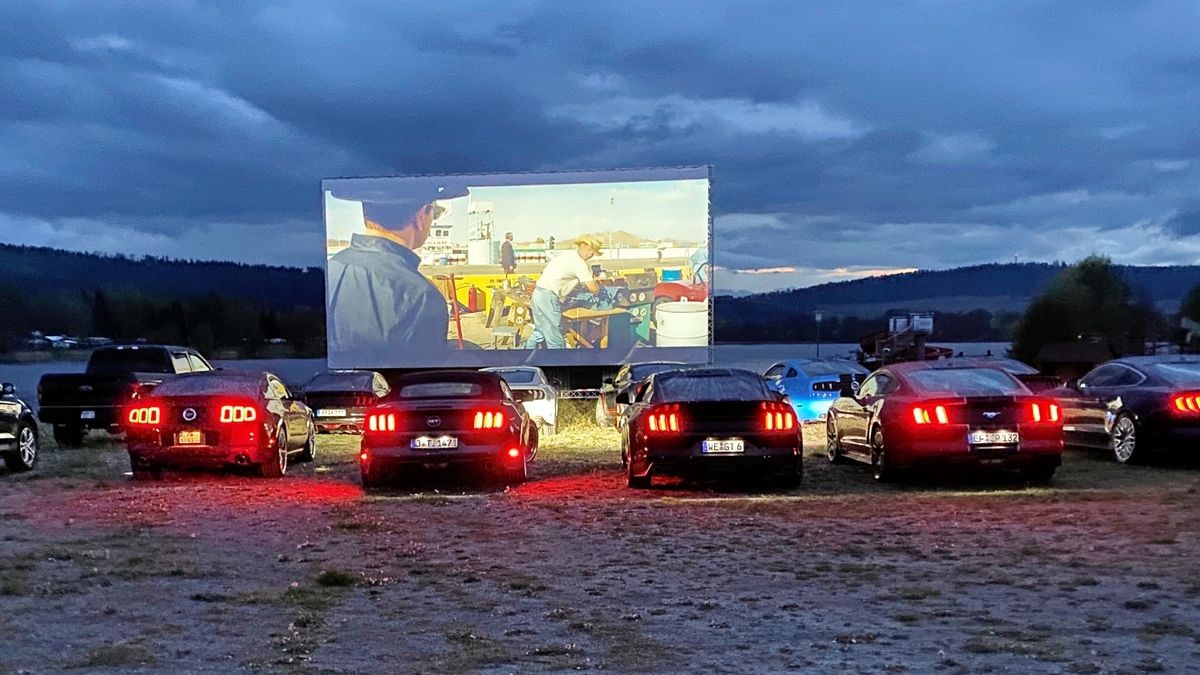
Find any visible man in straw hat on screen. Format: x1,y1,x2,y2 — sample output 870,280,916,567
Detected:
530,235,603,349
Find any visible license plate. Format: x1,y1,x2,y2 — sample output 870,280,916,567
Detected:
969,430,1019,445
317,408,347,417
177,430,203,445
702,439,745,454
411,436,458,450
80,410,96,420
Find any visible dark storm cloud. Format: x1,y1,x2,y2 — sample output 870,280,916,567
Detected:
1,0,1198,287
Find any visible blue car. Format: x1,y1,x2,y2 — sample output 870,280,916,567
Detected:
764,359,870,422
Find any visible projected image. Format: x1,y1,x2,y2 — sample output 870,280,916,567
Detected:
323,167,711,369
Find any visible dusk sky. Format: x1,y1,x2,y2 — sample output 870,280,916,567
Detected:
2,1,1198,293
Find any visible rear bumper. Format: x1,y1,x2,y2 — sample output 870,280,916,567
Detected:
127,442,271,469
640,436,802,478
39,405,119,427
361,443,524,474
314,414,366,433
890,440,1062,470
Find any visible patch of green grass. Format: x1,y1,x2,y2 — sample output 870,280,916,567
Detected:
315,569,358,588
73,643,156,669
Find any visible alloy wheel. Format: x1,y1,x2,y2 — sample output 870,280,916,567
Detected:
18,426,37,467
1112,416,1137,463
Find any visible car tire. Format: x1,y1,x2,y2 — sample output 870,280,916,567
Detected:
871,426,898,482
131,465,162,481
503,456,529,486
826,417,845,464
259,425,288,478
296,421,317,463
1021,463,1057,484
773,468,802,490
1110,413,1140,464
626,456,651,489
3,421,38,472
360,466,381,490
53,424,84,449
527,424,540,461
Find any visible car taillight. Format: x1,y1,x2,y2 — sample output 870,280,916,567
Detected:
912,405,950,425
761,401,795,432
126,405,161,425
219,405,258,423
473,410,506,429
1028,401,1061,423
1171,392,1200,414
646,405,681,433
367,412,397,432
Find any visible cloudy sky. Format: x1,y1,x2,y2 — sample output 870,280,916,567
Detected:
2,1,1198,293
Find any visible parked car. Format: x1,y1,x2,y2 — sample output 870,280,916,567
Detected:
1,382,39,472
763,358,869,422
359,371,538,488
619,368,802,489
481,366,558,435
302,370,389,434
826,362,1063,482
122,371,315,478
38,344,213,447
596,361,685,427
1047,355,1200,464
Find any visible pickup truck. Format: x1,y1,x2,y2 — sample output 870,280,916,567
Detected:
38,345,214,447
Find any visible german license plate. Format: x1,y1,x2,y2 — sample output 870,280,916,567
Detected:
177,430,203,445
412,436,458,450
80,410,96,420
969,430,1019,445
702,439,745,454
317,408,346,418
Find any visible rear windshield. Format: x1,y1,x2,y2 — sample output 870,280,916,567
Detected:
630,363,683,381
656,372,770,402
906,368,1026,396
398,382,484,399
87,349,172,375
491,369,538,385
1150,363,1200,386
151,374,262,398
802,361,869,377
305,372,375,392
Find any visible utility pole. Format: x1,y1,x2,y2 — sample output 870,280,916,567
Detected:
814,310,823,358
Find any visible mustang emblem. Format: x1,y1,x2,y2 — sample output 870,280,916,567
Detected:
182,408,198,422
982,411,1000,419
426,415,441,428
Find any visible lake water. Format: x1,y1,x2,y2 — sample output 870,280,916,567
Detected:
1,342,1011,412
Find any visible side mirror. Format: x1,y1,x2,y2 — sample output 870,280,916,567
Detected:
602,377,614,386
615,391,630,405
1,382,14,396
839,383,856,397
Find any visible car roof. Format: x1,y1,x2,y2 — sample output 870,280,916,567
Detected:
480,366,544,374
883,360,1021,373
393,370,504,386
1113,355,1200,367
654,367,760,381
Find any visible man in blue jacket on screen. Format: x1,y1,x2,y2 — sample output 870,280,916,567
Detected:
325,182,468,366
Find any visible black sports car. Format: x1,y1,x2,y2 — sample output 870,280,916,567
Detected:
1,382,39,472
619,368,802,488
302,370,390,434
359,371,538,488
1049,355,1200,463
123,371,316,478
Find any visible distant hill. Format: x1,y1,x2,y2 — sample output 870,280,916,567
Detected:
0,244,323,310
718,263,1200,315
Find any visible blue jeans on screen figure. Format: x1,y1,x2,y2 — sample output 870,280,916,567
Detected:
532,287,566,349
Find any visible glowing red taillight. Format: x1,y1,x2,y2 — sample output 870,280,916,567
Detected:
367,412,397,432
473,410,506,430
507,447,521,459
126,405,161,425
761,401,795,432
218,405,258,423
646,405,682,433
912,405,950,425
1028,401,1061,423
1172,393,1200,414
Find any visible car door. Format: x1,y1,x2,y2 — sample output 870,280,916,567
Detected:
838,373,885,452
268,376,306,446
1062,365,1123,448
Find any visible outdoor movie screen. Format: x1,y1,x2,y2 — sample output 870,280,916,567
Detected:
322,167,712,369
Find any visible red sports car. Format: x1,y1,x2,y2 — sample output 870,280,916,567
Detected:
122,371,316,478
826,362,1063,482
619,368,802,488
358,371,538,488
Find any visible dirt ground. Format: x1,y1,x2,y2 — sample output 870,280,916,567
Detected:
2,413,1200,674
